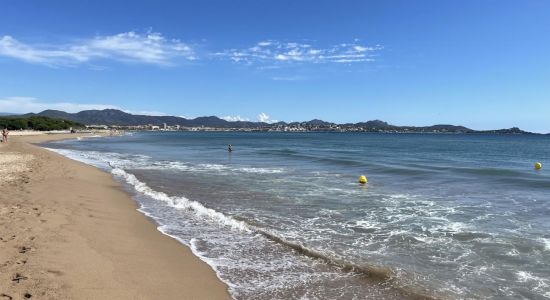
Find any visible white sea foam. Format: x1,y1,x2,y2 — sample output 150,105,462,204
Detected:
75,135,103,141
156,227,240,292
516,271,549,290
517,271,547,284
45,148,285,175
388,194,412,199
45,148,108,167
429,221,471,234
141,160,285,174
81,134,102,138
197,163,285,174
539,238,550,251
414,236,439,244
199,163,226,170
505,248,519,256
317,209,343,218
110,167,251,232
354,220,380,229
238,167,285,174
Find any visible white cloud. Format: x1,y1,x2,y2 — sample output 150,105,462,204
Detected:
220,115,250,122
0,96,120,113
257,112,277,123
0,31,195,66
0,96,174,116
271,76,305,81
214,40,382,65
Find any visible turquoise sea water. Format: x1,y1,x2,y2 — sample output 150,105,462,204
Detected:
44,132,550,299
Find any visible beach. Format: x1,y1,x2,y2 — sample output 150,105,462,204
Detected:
0,133,230,299
3,132,549,299
39,131,549,299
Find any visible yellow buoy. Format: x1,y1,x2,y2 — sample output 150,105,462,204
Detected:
359,175,368,184
535,162,542,170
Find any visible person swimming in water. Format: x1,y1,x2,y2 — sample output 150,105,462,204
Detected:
228,144,233,152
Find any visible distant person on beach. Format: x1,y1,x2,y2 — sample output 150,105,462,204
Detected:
1,128,8,143
228,144,233,152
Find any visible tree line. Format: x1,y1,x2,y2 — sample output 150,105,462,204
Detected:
0,116,85,131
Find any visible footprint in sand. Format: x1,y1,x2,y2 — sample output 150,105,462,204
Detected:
12,273,28,283
46,270,63,277
1,235,17,242
18,246,31,254
24,293,32,299
0,293,13,300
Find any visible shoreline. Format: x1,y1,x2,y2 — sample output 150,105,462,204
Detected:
0,133,230,299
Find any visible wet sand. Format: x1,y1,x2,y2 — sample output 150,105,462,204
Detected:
0,133,230,299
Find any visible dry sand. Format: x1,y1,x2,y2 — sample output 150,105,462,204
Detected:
0,134,230,299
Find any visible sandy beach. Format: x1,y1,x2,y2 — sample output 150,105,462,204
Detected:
0,133,230,299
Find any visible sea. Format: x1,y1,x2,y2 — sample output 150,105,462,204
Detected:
42,132,550,299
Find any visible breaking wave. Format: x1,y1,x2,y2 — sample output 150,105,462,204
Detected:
111,166,440,299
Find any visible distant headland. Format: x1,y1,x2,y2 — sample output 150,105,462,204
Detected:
1,109,538,134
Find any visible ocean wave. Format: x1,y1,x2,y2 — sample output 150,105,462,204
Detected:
109,165,441,299
156,229,240,290
197,163,285,174
258,149,367,168
76,134,103,140
45,148,286,175
158,161,285,174
112,166,388,277
539,238,550,251
377,166,435,176
453,167,526,177
48,146,528,299
111,167,251,232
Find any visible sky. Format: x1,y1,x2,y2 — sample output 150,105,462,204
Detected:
0,0,549,132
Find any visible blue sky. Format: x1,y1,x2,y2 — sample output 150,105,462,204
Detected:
0,0,549,132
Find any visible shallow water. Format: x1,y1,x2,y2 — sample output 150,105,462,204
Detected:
44,132,550,299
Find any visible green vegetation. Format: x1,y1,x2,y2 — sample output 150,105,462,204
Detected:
0,116,84,131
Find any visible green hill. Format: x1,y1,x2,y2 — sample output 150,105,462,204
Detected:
0,116,84,131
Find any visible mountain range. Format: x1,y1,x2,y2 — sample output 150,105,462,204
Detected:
20,109,265,128
16,109,534,134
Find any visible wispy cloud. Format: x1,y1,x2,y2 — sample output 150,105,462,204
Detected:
0,96,174,116
220,115,250,122
271,76,306,81
0,96,122,114
0,31,196,66
214,39,382,65
0,34,382,69
257,112,277,123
